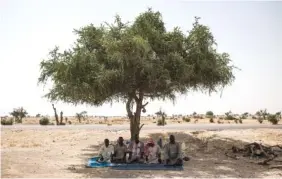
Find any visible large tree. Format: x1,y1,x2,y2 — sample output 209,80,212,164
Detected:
38,9,236,139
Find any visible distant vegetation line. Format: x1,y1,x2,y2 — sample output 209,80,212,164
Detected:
1,106,281,126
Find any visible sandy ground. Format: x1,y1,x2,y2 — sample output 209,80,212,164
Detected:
1,127,282,178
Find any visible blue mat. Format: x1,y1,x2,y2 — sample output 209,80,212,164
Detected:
111,163,183,171
87,157,183,170
86,157,115,168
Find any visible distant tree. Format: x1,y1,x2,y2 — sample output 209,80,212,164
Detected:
35,113,41,117
206,111,214,117
155,109,167,126
192,112,197,116
76,111,88,123
38,9,237,139
224,111,234,120
275,111,281,120
240,112,248,119
256,109,268,120
10,107,28,123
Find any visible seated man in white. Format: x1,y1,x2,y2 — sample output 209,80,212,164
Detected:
98,138,114,162
144,138,161,164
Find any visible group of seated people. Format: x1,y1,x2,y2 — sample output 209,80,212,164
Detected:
98,134,183,165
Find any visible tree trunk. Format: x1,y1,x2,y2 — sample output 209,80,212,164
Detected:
52,104,59,125
126,93,147,140
60,111,63,124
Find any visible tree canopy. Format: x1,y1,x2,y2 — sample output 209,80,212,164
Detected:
38,8,236,138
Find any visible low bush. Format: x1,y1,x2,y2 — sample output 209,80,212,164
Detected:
1,118,13,125
39,117,50,125
182,117,190,122
209,118,214,123
157,119,166,126
268,114,279,125
257,118,263,124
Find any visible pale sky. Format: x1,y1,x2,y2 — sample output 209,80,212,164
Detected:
0,0,281,117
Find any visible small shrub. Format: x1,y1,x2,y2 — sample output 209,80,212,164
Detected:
257,118,263,124
1,118,13,125
268,114,279,125
182,117,191,122
209,118,214,123
239,119,243,124
234,118,238,124
68,121,72,125
157,119,166,126
252,116,257,119
39,117,50,125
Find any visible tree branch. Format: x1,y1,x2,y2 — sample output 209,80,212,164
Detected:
142,102,149,108
139,124,144,131
126,96,134,119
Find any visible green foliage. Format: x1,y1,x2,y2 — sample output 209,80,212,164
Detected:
275,111,281,120
256,109,268,120
10,107,28,123
239,119,243,124
155,108,166,126
36,114,41,117
157,119,167,126
1,118,13,125
268,114,279,125
240,112,248,119
39,117,50,125
224,111,235,120
206,111,214,117
182,117,190,122
38,8,236,138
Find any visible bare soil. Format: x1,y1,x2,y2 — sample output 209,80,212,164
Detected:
1,128,282,178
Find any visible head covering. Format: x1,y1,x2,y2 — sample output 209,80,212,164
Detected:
147,138,154,145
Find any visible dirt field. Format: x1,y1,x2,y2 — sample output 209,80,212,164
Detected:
1,127,282,178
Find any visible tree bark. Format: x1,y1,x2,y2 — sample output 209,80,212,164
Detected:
126,92,147,140
52,104,59,125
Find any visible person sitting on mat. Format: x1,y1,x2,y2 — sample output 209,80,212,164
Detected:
144,138,161,164
163,135,183,165
98,138,114,162
127,134,145,163
112,137,127,163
